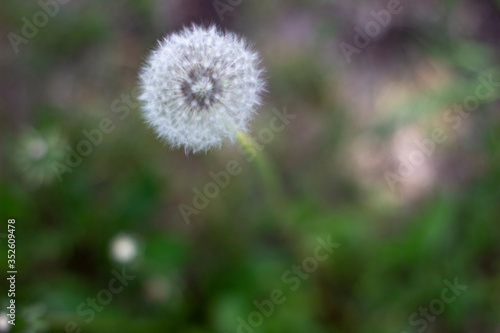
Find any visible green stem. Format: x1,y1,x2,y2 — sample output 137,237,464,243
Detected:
235,130,289,221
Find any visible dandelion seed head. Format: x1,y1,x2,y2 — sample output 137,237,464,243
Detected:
0,313,9,332
139,25,265,153
13,128,65,187
110,234,138,264
27,138,48,160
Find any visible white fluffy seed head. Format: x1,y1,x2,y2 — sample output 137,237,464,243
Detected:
139,25,265,153
110,234,139,264
0,312,10,332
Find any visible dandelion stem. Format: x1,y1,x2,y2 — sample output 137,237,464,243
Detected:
235,131,289,221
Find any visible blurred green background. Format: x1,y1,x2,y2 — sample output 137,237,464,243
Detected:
1,0,500,332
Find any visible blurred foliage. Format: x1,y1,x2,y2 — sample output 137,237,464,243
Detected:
1,0,500,332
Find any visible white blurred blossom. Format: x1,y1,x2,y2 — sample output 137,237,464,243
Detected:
110,233,139,264
0,313,9,332
13,128,65,187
